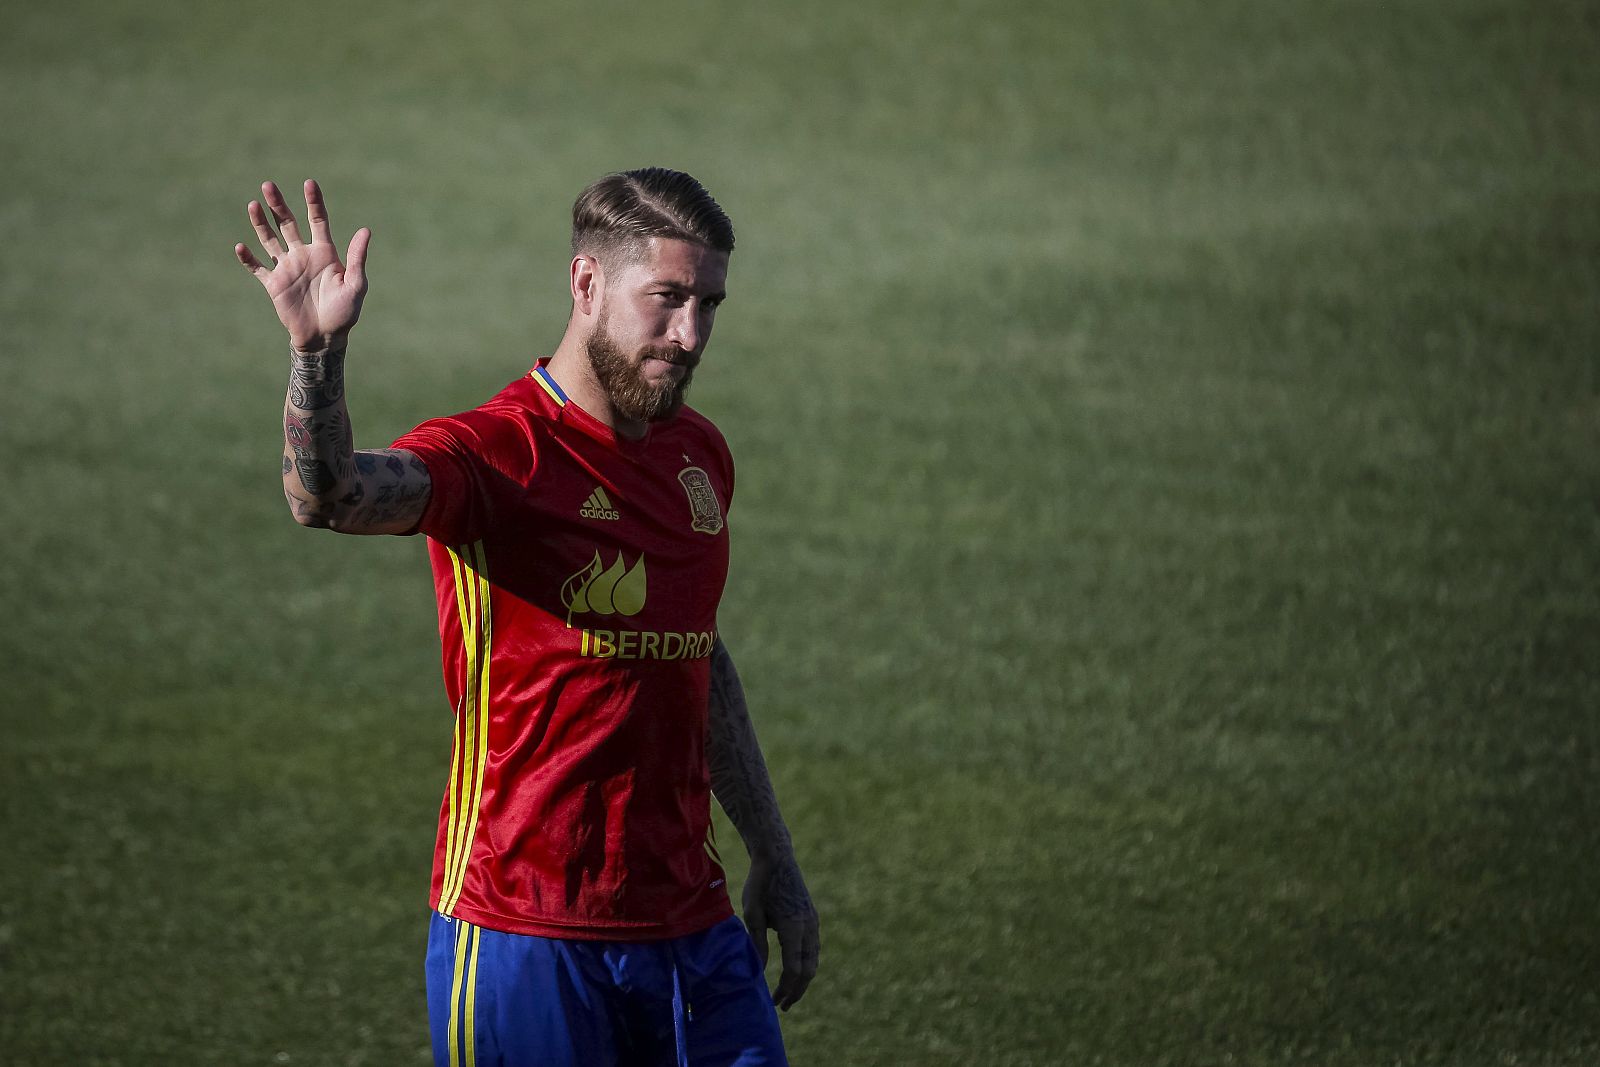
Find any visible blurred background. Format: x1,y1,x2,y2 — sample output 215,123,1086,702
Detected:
2,1,1597,1063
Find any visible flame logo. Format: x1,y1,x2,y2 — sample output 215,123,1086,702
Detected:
560,552,647,626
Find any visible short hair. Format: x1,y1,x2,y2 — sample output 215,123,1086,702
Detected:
571,168,735,268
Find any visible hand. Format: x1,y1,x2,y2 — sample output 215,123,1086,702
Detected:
235,179,371,351
742,853,820,1011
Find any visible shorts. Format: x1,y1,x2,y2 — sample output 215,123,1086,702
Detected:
425,911,788,1067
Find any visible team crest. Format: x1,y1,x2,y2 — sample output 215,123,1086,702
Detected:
677,466,724,535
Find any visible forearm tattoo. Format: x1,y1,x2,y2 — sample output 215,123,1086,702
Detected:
282,345,357,513
288,353,346,409
707,640,794,860
279,346,431,531
707,642,817,931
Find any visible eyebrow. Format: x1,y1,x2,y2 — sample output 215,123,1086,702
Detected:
651,280,727,303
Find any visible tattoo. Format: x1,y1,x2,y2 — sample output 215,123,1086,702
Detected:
284,411,314,450
295,457,335,495
285,489,334,528
288,347,346,410
278,336,428,532
345,449,431,527
331,409,355,481
707,640,795,863
708,639,819,992
761,857,818,929
283,360,356,506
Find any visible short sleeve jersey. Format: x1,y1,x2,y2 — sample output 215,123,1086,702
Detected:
390,359,736,940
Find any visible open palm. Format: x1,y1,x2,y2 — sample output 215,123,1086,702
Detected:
235,179,370,351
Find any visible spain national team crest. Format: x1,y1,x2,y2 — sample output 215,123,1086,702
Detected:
677,466,724,535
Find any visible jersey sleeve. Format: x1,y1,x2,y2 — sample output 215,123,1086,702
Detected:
391,405,535,545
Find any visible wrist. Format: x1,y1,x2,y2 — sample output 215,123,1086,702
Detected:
744,833,796,868
290,334,349,359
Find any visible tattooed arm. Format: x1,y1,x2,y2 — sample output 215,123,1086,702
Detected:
280,345,432,534
237,178,432,535
707,638,820,1010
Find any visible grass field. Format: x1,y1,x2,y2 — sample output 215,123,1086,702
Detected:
3,1,1598,1063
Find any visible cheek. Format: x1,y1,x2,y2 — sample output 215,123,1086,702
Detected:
619,303,671,342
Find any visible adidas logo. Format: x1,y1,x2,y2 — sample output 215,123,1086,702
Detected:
579,486,621,521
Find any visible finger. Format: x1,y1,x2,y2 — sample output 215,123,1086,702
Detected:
798,922,821,1005
772,925,812,1010
234,242,269,280
345,227,372,288
262,180,305,247
304,178,334,245
248,199,285,260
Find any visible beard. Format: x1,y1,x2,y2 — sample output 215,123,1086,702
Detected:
585,311,696,425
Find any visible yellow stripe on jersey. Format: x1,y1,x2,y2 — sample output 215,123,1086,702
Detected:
441,541,492,916
445,541,494,913
441,547,473,912
446,544,479,912
441,689,465,912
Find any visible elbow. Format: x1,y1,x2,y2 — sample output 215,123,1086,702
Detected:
285,488,337,529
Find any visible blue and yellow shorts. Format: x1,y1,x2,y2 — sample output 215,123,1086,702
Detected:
426,912,787,1067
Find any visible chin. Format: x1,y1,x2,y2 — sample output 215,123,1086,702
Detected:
643,388,689,423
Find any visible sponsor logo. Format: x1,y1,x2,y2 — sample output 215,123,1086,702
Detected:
579,486,620,521
576,627,717,661
677,466,724,535
560,549,714,660
561,551,646,625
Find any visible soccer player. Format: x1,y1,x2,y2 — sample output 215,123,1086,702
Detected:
235,169,818,1066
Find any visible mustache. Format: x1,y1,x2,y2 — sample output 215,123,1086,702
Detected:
641,349,699,369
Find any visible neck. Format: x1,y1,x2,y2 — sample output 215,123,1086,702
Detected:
546,331,649,441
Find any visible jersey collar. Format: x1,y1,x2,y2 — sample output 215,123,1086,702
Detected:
529,358,654,451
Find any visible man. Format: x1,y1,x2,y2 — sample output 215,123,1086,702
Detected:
234,169,818,1067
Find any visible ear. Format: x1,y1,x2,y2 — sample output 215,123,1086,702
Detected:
571,254,602,316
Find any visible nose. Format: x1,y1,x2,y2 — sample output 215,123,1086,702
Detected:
668,307,702,353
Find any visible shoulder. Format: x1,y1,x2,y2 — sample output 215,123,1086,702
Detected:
395,375,552,477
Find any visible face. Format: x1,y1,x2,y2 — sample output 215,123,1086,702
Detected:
585,238,729,425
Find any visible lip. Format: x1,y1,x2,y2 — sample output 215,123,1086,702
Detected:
643,354,692,377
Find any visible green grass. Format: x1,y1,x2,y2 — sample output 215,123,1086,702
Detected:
3,0,1598,1063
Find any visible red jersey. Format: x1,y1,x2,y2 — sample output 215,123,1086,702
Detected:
390,360,735,940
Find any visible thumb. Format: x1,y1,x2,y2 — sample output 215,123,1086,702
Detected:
345,227,372,287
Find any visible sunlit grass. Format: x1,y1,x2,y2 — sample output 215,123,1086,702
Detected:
2,1,1597,1063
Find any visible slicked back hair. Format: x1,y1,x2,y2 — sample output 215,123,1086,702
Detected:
571,168,735,270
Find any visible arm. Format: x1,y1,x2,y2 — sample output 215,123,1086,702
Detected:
237,179,432,535
279,345,432,533
707,638,820,1010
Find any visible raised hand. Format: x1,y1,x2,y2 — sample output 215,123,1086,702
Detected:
235,179,370,351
